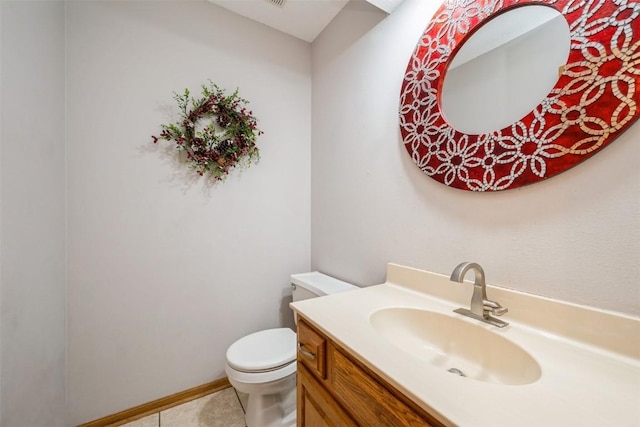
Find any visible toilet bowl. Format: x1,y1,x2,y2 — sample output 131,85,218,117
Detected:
225,328,297,427
225,272,358,427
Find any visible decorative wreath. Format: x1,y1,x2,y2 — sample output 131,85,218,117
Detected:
152,81,263,180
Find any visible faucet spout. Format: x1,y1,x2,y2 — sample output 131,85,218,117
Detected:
450,262,487,317
450,262,509,328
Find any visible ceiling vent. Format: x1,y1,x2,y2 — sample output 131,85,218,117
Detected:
264,0,286,7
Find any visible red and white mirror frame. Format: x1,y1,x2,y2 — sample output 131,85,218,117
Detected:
399,0,640,191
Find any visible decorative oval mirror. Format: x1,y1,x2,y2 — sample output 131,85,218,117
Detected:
399,0,640,191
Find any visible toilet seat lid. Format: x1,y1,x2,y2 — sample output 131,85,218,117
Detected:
226,328,296,372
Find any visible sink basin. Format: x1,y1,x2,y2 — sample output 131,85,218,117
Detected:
370,308,541,385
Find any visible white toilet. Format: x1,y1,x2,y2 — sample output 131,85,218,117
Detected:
225,271,358,427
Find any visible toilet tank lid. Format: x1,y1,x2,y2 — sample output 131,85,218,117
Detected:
290,271,358,296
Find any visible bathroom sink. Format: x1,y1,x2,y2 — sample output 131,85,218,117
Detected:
370,308,541,385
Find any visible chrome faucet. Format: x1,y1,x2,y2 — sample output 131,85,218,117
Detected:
450,262,508,328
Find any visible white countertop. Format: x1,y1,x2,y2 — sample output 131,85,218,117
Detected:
290,263,640,427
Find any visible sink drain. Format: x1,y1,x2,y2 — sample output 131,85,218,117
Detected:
447,368,466,377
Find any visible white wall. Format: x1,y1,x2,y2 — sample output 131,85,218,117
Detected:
0,1,67,426
0,3,3,421
0,3,3,422
65,1,311,424
311,0,640,316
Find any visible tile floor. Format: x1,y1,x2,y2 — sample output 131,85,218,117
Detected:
121,387,249,427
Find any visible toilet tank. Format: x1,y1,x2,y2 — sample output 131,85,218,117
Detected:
290,271,358,303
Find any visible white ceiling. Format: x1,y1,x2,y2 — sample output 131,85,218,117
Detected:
207,0,405,43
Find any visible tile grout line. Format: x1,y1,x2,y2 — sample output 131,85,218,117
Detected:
231,387,248,427
233,388,247,414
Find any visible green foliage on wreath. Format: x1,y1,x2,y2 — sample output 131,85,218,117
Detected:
153,81,263,180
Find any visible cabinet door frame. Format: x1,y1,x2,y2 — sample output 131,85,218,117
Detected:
297,362,357,427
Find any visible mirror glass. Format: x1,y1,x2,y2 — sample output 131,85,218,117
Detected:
440,6,570,135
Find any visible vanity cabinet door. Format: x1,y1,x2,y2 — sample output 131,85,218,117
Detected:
329,344,438,426
298,362,357,427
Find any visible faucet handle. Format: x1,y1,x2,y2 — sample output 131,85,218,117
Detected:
483,299,508,316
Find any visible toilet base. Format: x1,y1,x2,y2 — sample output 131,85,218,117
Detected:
244,378,296,427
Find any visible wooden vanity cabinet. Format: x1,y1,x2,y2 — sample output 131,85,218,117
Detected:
296,317,445,427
